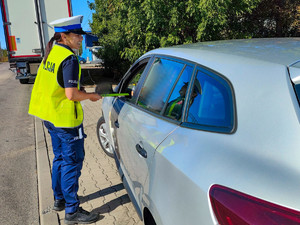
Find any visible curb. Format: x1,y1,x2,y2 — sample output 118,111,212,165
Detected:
35,117,60,225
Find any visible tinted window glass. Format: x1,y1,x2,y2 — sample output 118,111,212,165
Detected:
137,58,185,113
164,65,194,120
186,69,233,130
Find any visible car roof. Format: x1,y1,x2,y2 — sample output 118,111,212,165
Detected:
146,38,300,67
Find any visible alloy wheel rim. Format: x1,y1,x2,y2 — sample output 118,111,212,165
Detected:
99,123,113,153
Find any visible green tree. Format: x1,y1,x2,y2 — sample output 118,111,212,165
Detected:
89,0,298,79
0,47,8,62
89,0,131,77
240,0,299,37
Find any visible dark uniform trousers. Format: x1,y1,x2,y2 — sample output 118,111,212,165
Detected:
44,121,86,214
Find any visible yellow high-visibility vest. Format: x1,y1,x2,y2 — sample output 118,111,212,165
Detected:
28,45,83,128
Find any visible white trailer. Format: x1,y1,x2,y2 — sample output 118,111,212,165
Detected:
0,0,72,83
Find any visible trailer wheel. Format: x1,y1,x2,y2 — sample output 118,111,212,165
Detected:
19,79,29,84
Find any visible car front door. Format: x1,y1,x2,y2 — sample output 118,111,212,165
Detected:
110,56,195,211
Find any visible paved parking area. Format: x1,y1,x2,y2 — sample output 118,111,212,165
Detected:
38,87,144,225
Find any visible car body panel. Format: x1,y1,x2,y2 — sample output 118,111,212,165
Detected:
145,38,300,66
112,98,180,212
148,124,300,224
100,38,300,225
101,97,115,149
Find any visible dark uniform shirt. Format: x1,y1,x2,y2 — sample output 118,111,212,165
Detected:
56,43,82,88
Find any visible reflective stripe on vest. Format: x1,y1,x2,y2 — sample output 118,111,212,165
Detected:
28,45,83,128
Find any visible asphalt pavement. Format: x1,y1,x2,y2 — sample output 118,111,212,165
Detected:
0,62,39,225
36,88,144,225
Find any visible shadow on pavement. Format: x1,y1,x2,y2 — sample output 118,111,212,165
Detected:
92,194,131,214
79,183,131,214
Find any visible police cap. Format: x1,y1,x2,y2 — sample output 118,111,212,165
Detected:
50,15,87,35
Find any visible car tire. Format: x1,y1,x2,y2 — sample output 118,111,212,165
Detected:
144,209,157,225
96,116,114,157
19,78,29,84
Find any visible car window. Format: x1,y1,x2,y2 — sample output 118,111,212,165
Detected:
137,58,185,114
185,68,234,133
164,65,194,120
126,64,147,103
119,58,150,103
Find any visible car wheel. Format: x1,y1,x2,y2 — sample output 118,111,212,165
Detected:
96,116,114,157
80,60,84,64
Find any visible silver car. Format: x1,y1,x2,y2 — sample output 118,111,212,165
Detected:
97,38,300,225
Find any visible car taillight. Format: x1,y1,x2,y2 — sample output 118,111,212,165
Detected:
209,185,300,225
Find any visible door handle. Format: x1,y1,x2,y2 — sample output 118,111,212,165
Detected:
114,120,119,128
136,144,147,158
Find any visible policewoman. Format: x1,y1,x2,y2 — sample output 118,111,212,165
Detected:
28,15,101,224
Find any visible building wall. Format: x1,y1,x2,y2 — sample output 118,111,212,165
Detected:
80,33,100,63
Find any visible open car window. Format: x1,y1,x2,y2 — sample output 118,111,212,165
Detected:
119,57,152,103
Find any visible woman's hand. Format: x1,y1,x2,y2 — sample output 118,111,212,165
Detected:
65,87,101,102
